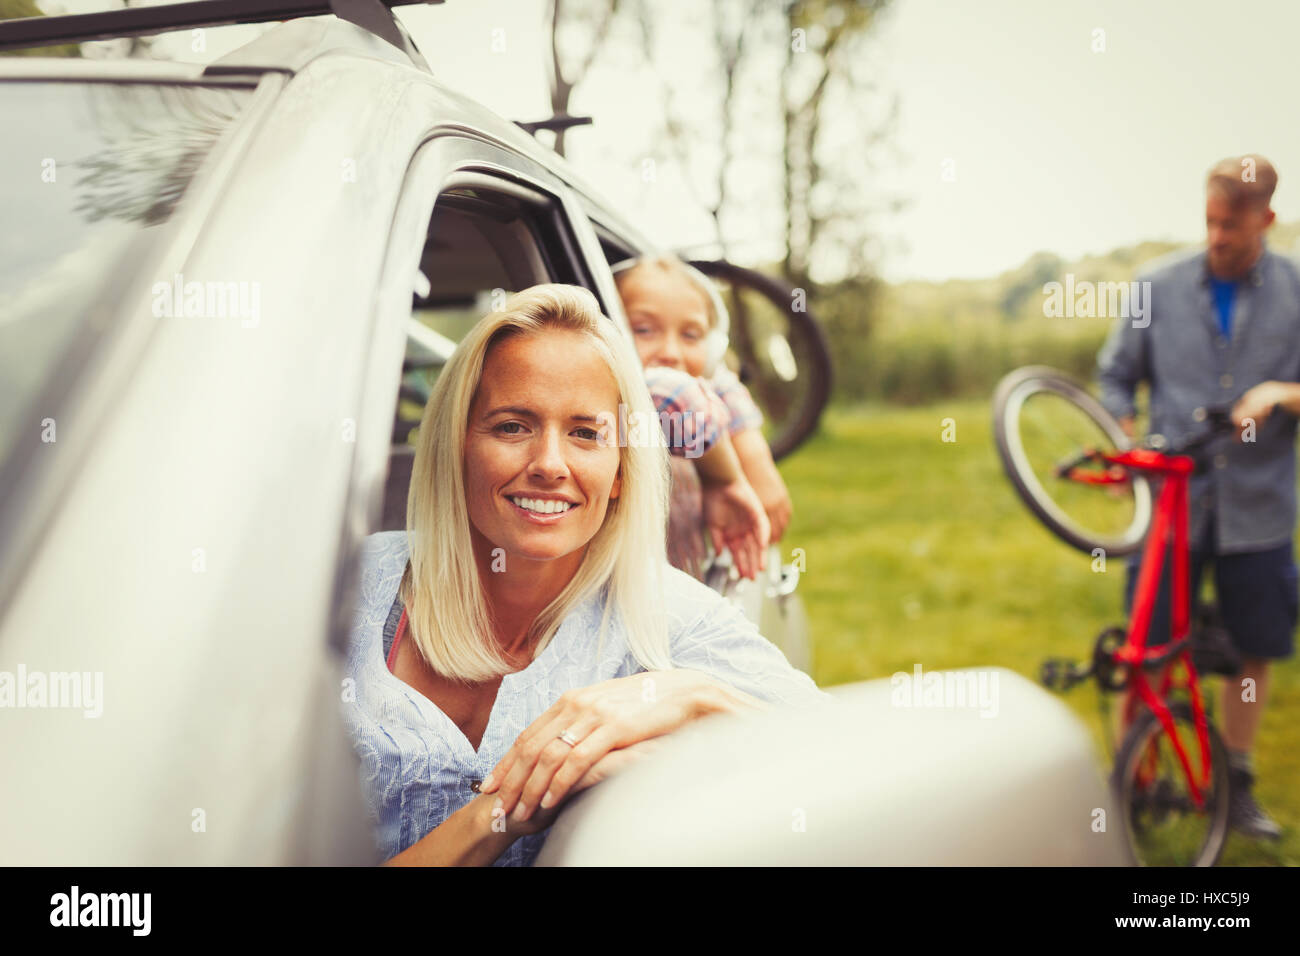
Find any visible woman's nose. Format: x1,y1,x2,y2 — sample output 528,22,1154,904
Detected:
528,427,569,479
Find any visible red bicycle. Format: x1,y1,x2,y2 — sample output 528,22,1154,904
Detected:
992,366,1241,866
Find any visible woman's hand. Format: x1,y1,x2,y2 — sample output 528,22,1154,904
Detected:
701,476,770,579
480,670,765,825
492,736,670,837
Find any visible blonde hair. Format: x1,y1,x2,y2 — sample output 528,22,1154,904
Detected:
402,284,673,683
613,253,721,331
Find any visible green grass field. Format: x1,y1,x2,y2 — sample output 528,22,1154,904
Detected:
780,399,1299,865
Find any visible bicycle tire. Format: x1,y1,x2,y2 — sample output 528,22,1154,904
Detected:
1111,701,1230,867
687,260,833,461
992,365,1152,556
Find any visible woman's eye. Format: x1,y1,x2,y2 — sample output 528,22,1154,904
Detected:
496,421,525,435
632,326,654,336
574,427,600,441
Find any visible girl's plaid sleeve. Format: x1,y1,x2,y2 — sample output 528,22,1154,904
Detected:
709,365,765,433
644,365,731,458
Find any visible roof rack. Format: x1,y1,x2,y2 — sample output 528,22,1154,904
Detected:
515,114,594,137
0,0,441,71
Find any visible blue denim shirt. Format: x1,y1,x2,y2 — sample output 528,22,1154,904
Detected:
342,531,829,866
1097,244,1300,554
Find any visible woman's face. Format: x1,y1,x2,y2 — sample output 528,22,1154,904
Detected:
463,328,623,570
618,266,712,377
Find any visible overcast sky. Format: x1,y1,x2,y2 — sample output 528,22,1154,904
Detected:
402,0,1300,282
50,0,1300,281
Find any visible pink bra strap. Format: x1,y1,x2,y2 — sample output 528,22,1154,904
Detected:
386,606,408,673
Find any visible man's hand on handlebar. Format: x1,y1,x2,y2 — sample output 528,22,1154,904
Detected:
1232,381,1295,437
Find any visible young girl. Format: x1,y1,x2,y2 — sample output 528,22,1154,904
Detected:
614,254,794,577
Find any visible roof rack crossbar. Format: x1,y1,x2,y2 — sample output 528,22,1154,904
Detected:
0,0,439,68
515,114,594,136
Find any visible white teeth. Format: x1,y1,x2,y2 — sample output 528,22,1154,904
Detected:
510,496,574,514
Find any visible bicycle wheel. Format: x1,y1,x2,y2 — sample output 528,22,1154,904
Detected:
687,260,833,462
992,365,1152,556
1112,701,1230,867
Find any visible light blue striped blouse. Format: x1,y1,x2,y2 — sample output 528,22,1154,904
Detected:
341,530,828,866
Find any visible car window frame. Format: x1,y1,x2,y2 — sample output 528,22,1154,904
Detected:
325,130,614,653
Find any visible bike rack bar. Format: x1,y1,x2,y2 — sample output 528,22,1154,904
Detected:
0,0,441,57
515,114,594,136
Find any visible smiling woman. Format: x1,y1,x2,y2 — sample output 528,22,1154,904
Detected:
341,284,828,866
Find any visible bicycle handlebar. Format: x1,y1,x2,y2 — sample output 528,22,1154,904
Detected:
1131,405,1243,477
1054,407,1239,482
1146,405,1235,457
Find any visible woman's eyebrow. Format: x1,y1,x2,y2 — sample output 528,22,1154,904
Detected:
483,406,603,423
483,405,537,420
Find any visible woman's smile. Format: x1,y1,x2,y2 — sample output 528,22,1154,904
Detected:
505,494,581,524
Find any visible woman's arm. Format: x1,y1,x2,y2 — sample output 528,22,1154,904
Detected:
382,792,518,866
669,569,830,710
383,738,678,865
479,669,754,823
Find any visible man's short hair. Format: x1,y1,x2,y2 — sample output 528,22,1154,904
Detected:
1206,154,1278,210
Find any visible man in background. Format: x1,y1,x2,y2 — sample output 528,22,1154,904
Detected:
1097,154,1300,841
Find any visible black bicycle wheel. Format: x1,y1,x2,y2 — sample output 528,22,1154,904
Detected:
992,365,1152,556
1112,701,1231,867
687,260,833,461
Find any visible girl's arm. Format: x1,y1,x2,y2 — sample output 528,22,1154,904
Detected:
730,427,793,543
695,432,770,579
642,366,769,577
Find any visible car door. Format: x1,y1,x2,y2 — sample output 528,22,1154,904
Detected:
0,61,440,866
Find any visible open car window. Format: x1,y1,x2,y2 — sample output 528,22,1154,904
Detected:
381,173,588,529
404,188,549,372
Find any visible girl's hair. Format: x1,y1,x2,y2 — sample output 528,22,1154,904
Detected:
402,283,672,683
612,254,727,330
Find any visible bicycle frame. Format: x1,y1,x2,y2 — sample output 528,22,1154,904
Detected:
1062,446,1215,808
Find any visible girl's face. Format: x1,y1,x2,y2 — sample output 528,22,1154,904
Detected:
463,329,623,571
618,266,712,377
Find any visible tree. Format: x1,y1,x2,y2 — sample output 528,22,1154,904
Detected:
780,0,897,289
545,0,621,157
627,0,763,259
627,0,898,287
